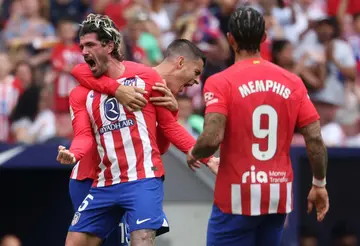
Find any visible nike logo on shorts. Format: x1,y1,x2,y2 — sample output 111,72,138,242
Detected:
136,218,151,225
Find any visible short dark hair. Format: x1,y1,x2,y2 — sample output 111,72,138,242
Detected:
79,14,123,61
228,7,265,53
165,39,206,67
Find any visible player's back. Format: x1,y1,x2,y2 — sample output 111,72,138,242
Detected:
207,58,318,216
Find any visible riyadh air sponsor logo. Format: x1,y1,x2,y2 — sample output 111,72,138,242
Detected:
241,165,288,184
99,119,135,134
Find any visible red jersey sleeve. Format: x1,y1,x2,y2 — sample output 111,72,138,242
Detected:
296,81,320,128
156,110,178,155
150,75,210,163
203,74,230,116
69,86,96,161
71,64,120,96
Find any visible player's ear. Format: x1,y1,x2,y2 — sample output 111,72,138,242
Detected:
177,56,185,69
227,32,236,50
261,31,267,43
107,41,115,55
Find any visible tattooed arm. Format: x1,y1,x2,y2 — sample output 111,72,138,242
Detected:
300,120,328,180
191,113,227,159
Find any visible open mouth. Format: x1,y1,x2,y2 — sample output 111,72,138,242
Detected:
85,58,97,71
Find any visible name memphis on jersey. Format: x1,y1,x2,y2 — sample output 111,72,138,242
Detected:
239,80,291,99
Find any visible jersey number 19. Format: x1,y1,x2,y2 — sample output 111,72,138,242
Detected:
252,105,278,161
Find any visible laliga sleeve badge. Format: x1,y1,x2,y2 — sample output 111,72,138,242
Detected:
71,212,81,226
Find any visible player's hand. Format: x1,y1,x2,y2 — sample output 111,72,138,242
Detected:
56,145,76,165
307,185,329,222
150,82,178,112
186,148,201,171
115,85,148,112
207,157,219,175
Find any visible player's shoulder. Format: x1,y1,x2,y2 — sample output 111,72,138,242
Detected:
123,61,158,76
70,85,91,98
205,70,230,86
123,60,161,85
263,60,304,88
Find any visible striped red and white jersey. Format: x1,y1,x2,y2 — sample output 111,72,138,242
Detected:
0,75,21,142
69,61,199,187
204,58,320,216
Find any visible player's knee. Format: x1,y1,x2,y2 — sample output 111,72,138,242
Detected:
130,229,156,246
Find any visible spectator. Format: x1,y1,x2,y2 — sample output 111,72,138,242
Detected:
50,17,82,114
0,235,21,246
126,13,163,66
295,16,356,123
14,60,34,91
92,0,137,31
3,0,57,68
175,0,230,82
299,225,318,246
0,53,21,143
149,0,175,50
49,0,89,27
10,86,56,144
331,221,358,246
347,13,360,78
272,39,325,91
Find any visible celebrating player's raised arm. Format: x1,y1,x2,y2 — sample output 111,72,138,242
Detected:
71,64,148,111
60,86,94,163
296,83,329,222
188,74,227,165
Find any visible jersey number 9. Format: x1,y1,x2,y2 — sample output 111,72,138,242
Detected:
252,105,278,161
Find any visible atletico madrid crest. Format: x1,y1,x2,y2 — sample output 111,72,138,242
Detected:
71,212,81,226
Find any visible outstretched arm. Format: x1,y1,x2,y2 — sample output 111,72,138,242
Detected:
189,74,229,162
191,113,226,159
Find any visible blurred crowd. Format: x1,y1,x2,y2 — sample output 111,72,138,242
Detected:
0,0,360,148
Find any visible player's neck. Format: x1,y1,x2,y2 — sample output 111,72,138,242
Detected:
234,52,261,63
106,59,125,79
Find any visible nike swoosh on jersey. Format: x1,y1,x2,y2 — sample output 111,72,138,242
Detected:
0,146,26,166
136,218,151,225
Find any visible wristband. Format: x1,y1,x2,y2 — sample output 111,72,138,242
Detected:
312,177,326,187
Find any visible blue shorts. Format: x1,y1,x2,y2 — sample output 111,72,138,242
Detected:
69,178,169,240
207,204,286,246
69,178,130,245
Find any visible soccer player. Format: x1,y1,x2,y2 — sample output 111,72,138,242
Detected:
60,39,213,246
57,14,210,246
186,7,329,246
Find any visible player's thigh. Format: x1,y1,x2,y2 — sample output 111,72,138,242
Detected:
207,204,261,246
66,231,102,246
69,178,93,211
125,178,169,236
255,214,287,246
69,187,123,241
102,215,130,246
